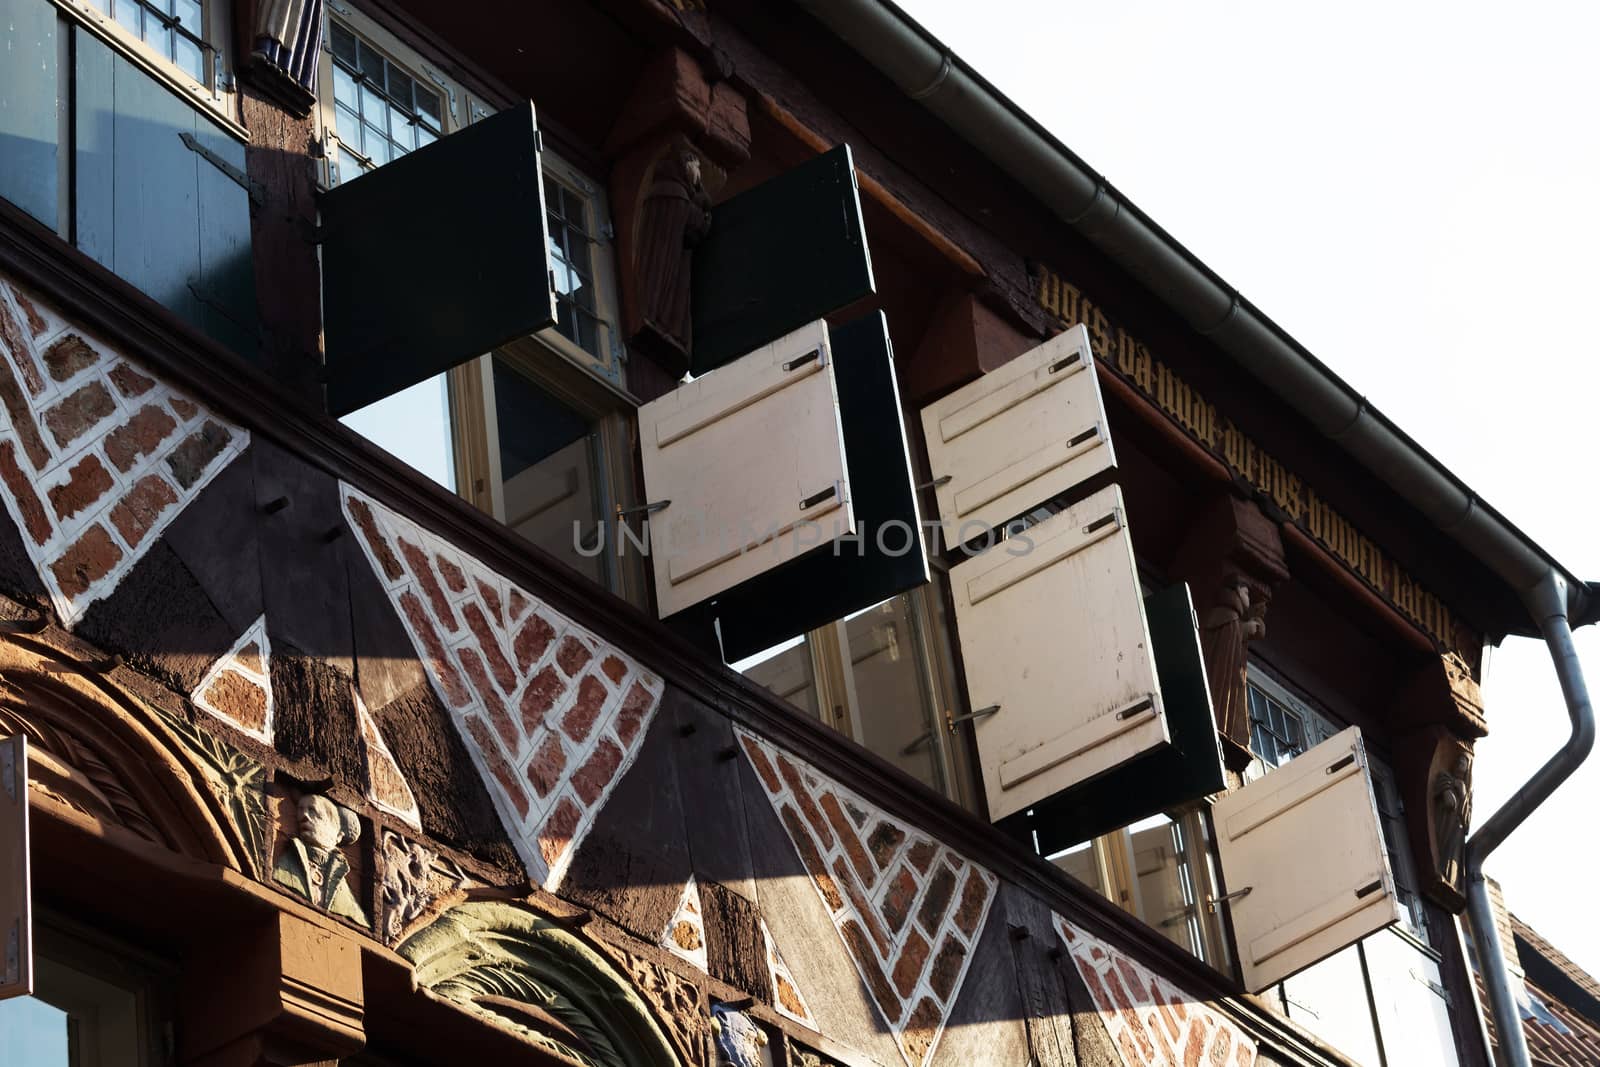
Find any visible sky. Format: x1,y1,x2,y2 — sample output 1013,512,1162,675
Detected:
892,0,1600,974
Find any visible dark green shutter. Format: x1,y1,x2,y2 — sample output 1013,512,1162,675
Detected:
690,144,875,377
669,311,928,662
1011,583,1226,854
320,103,555,416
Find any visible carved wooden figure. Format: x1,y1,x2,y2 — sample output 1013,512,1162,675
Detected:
635,141,713,367
1201,578,1267,759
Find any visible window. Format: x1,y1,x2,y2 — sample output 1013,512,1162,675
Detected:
738,586,978,808
1047,809,1232,970
321,6,637,601
1244,669,1459,1067
0,918,172,1067
78,0,215,90
0,0,255,354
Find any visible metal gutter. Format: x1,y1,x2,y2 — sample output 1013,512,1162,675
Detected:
791,0,1594,634
1465,571,1595,1066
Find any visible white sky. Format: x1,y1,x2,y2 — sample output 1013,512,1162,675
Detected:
893,0,1600,974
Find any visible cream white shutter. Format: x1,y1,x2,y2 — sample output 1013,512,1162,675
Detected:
639,319,855,619
920,325,1112,545
949,484,1167,821
1213,726,1403,993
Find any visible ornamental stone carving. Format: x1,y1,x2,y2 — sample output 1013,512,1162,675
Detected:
273,792,369,927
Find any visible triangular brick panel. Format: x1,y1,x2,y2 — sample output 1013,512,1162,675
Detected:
661,875,709,973
190,615,275,744
0,274,249,626
1055,914,1258,1067
340,484,663,888
763,918,817,1030
354,683,421,830
739,729,997,1067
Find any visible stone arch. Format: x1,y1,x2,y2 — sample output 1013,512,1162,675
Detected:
0,634,260,874
399,901,685,1067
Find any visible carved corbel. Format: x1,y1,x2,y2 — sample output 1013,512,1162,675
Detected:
1171,493,1290,772
605,47,751,380
1392,650,1486,911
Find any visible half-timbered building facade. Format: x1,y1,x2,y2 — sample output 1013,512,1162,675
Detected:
0,0,1589,1065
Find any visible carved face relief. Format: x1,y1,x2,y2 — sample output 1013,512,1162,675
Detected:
273,793,368,927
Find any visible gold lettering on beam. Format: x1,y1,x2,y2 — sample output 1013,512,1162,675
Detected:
1034,264,1472,660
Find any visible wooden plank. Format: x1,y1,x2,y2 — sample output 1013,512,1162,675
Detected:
559,708,692,943
162,442,263,635
995,885,1077,1067
0,0,60,230
0,734,30,1001
668,689,757,901
738,756,905,1067
251,437,353,676
929,881,1036,1067
702,877,772,1004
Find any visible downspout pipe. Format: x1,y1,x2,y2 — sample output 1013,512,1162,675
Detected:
790,0,1592,634
1465,570,1595,1066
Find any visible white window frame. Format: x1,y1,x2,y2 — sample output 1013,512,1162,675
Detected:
50,0,239,126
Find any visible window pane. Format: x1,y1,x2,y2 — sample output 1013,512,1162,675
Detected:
340,375,456,490
364,128,390,166
114,0,140,35
1048,840,1105,898
416,87,441,129
0,997,70,1067
1281,946,1384,1066
359,82,384,124
737,636,818,717
492,358,603,583
333,66,358,111
174,34,204,82
356,39,384,81
173,0,201,32
842,597,942,792
336,146,366,187
331,21,358,65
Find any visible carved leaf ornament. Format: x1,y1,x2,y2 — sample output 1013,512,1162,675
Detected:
399,902,683,1067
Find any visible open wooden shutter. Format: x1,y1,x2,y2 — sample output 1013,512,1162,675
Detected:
0,734,30,1000
920,325,1112,546
1020,583,1226,851
1213,726,1402,992
321,103,555,415
639,319,854,619
670,312,928,661
690,144,875,377
950,484,1166,821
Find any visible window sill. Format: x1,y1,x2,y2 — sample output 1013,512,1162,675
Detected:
48,0,250,143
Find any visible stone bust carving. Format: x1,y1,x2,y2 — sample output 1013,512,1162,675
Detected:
273,793,368,926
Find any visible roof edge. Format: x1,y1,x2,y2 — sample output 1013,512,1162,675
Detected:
792,0,1591,635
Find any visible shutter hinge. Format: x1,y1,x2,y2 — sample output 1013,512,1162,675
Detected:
179,132,265,206
423,66,458,121
1411,969,1453,1006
